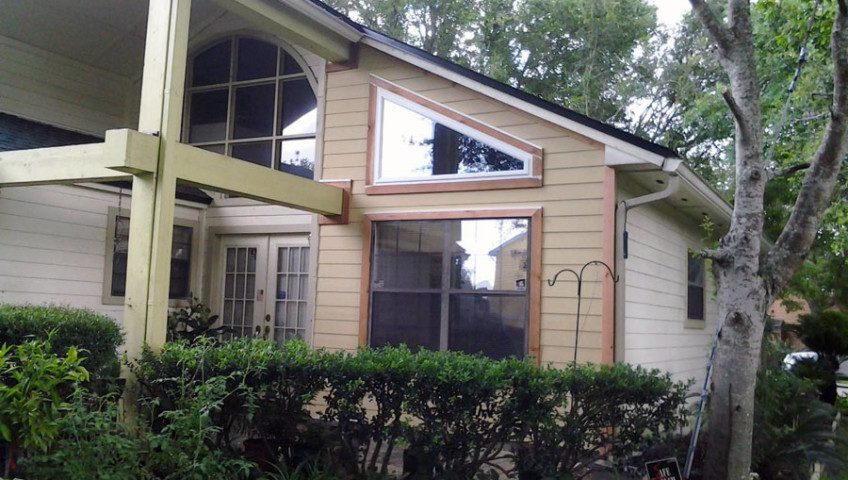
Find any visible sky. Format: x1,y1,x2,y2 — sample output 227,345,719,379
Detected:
649,0,691,28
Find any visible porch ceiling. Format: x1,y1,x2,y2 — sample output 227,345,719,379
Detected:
0,0,150,78
0,0,355,80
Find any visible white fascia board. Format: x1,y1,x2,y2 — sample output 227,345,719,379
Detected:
361,37,668,165
605,145,664,168
677,163,733,221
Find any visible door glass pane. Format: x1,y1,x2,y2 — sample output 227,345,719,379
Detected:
192,39,231,86
371,292,441,351
279,79,317,135
189,90,228,143
222,246,258,339
448,294,527,359
273,246,310,342
236,38,277,81
231,141,272,168
278,139,315,179
233,83,275,139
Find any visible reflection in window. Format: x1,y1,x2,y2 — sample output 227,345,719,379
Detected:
377,96,527,182
369,218,530,359
688,254,705,320
111,216,192,299
185,37,317,178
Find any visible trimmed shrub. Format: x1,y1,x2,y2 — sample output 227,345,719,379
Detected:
133,339,691,479
512,363,690,479
0,304,122,380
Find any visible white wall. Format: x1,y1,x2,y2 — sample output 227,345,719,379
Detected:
0,35,135,136
621,199,719,389
0,184,205,328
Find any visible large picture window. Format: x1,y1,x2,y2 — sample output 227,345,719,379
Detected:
368,78,543,194
184,37,317,178
368,217,532,359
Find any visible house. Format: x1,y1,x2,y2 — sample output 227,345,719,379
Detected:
0,0,730,387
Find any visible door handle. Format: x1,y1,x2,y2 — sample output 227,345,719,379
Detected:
265,314,271,323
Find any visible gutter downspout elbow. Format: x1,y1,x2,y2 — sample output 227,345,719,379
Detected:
613,162,681,363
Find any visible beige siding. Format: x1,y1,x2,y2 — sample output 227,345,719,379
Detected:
621,198,718,387
315,47,608,365
0,35,134,135
0,185,205,327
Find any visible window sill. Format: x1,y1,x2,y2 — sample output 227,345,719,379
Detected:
684,318,707,330
365,176,542,195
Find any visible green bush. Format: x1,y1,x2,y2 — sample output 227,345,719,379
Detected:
795,310,848,358
133,339,691,479
512,363,690,479
0,338,88,477
0,304,123,380
751,339,848,480
18,392,148,480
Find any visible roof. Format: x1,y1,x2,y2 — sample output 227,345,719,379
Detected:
305,0,680,161
0,113,213,205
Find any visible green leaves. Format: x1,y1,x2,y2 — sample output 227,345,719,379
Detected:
0,304,123,382
135,340,690,478
0,338,89,453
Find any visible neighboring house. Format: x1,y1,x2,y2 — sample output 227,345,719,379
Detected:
0,0,731,387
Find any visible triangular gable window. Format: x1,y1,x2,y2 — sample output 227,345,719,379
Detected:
370,79,542,191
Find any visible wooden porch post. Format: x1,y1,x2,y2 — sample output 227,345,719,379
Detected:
123,0,191,361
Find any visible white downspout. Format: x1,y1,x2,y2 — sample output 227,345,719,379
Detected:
613,159,682,362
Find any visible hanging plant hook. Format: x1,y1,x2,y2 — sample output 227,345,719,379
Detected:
547,260,618,365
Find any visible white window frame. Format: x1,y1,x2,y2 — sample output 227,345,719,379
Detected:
372,87,536,186
102,206,201,307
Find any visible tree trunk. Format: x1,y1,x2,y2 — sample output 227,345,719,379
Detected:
688,1,848,477
705,264,767,480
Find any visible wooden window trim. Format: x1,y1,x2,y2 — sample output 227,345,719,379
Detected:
102,206,200,307
366,77,544,195
358,208,543,363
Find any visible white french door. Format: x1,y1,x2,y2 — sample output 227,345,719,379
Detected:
216,234,311,343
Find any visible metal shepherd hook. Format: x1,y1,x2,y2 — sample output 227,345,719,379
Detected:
547,260,618,365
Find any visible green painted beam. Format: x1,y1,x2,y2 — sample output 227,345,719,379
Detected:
171,142,344,216
0,129,158,187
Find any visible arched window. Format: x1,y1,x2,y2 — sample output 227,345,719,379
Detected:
184,37,317,179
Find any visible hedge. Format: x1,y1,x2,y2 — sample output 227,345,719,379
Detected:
134,338,690,479
0,305,123,379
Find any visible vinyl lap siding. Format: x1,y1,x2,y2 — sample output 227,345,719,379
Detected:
622,201,718,387
0,185,203,326
315,46,608,366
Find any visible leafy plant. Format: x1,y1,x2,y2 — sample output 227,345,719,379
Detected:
18,391,149,480
0,304,122,382
0,339,88,477
167,299,233,344
512,363,690,479
322,345,417,476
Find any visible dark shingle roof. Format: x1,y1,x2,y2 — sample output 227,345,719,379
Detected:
0,113,213,204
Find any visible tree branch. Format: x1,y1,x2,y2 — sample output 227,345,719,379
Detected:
689,0,733,56
769,163,811,180
764,2,848,294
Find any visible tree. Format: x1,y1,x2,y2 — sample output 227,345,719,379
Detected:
685,0,848,478
325,0,659,123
